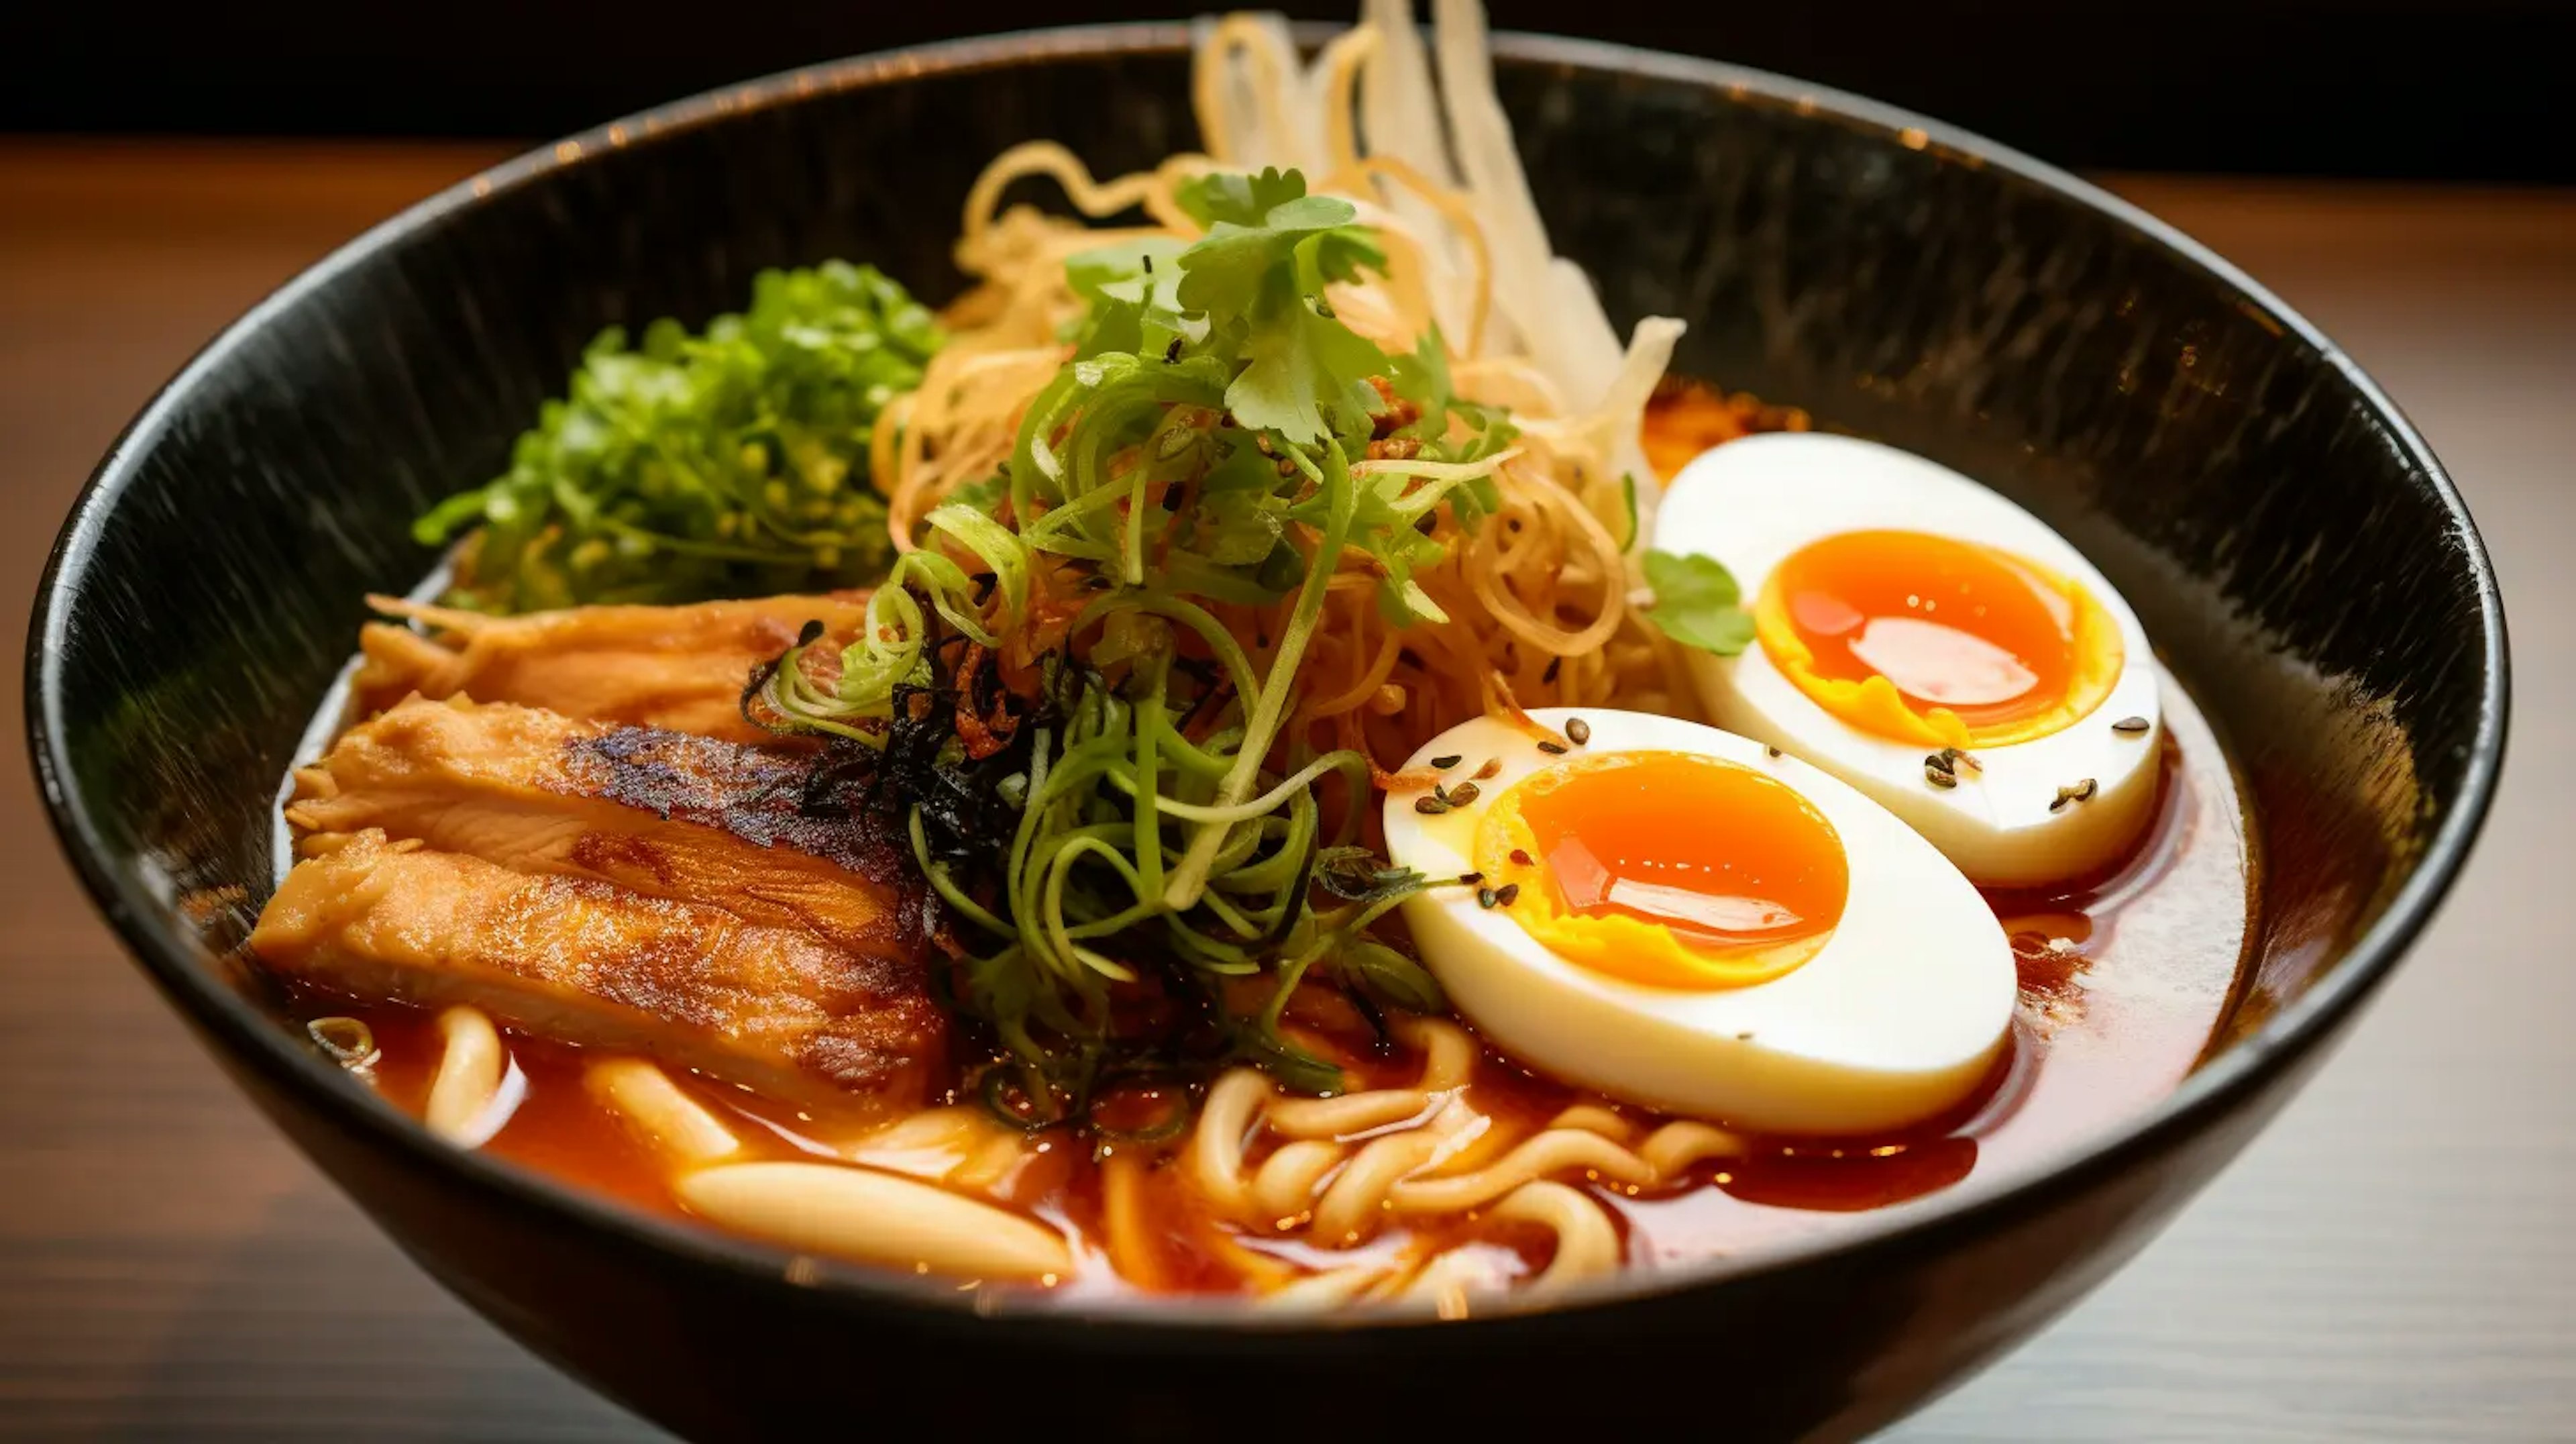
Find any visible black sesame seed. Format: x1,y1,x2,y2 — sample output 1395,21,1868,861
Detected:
1444,782,1481,806
1538,741,1568,756
1564,717,1592,745
1925,764,1959,790
1493,883,1521,907
2049,778,2099,813
1413,795,1450,815
1456,871,1485,886
1928,746,1982,775
1542,657,1562,684
1764,745,1783,759
1477,887,1499,909
2112,715,2150,735
1430,754,1462,770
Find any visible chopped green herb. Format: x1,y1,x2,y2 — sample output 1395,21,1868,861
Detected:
416,262,941,611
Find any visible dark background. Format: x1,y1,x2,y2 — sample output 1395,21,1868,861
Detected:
9,0,2575,182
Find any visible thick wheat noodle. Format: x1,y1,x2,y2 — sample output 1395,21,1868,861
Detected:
1185,1068,1275,1216
1546,1104,1636,1143
1492,1180,1623,1294
1399,1245,1505,1312
1390,1127,1659,1214
1189,1013,1477,1219
847,1104,984,1157
1640,1120,1750,1176
1099,1149,1165,1290
1251,1139,1346,1221
1403,1015,1479,1089
1311,1129,1444,1243
1267,1086,1435,1139
424,1005,504,1145
676,1162,1072,1280
1260,1259,1401,1310
839,1104,1034,1196
950,1131,1034,1192
584,1058,738,1166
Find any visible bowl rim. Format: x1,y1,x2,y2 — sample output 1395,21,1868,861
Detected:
24,19,2510,1337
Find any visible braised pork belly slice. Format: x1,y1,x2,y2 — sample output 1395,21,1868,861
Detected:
354,592,867,743
253,831,941,1115
287,697,906,958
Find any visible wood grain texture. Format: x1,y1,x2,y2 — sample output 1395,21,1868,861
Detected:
0,142,2568,1441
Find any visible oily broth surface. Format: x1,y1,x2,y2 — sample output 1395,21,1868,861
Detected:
282,388,2254,1298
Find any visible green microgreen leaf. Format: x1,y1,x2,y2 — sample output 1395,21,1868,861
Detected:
1644,550,1758,655
1175,167,1313,228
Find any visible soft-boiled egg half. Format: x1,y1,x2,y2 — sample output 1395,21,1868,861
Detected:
1383,709,2016,1136
1654,433,2163,887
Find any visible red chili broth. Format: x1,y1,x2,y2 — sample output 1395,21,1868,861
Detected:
292,386,2255,1296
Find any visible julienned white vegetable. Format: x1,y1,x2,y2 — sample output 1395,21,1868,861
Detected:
1192,0,1676,517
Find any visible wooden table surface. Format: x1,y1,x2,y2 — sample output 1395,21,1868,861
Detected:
1,141,2569,1442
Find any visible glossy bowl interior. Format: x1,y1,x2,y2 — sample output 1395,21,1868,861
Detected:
28,23,2503,1442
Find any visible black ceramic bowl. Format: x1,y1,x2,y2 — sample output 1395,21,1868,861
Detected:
28,21,2504,1443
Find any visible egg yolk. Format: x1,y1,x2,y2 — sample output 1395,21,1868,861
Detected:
1476,751,1847,990
1753,529,2123,748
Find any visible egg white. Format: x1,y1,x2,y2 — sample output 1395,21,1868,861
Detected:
1382,709,2017,1137
1654,433,2163,888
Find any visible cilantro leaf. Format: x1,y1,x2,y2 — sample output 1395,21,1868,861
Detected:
1175,166,1309,228
1229,285,1388,443
1066,237,1194,360
1644,550,1757,654
1173,174,1391,446
1389,328,1454,438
